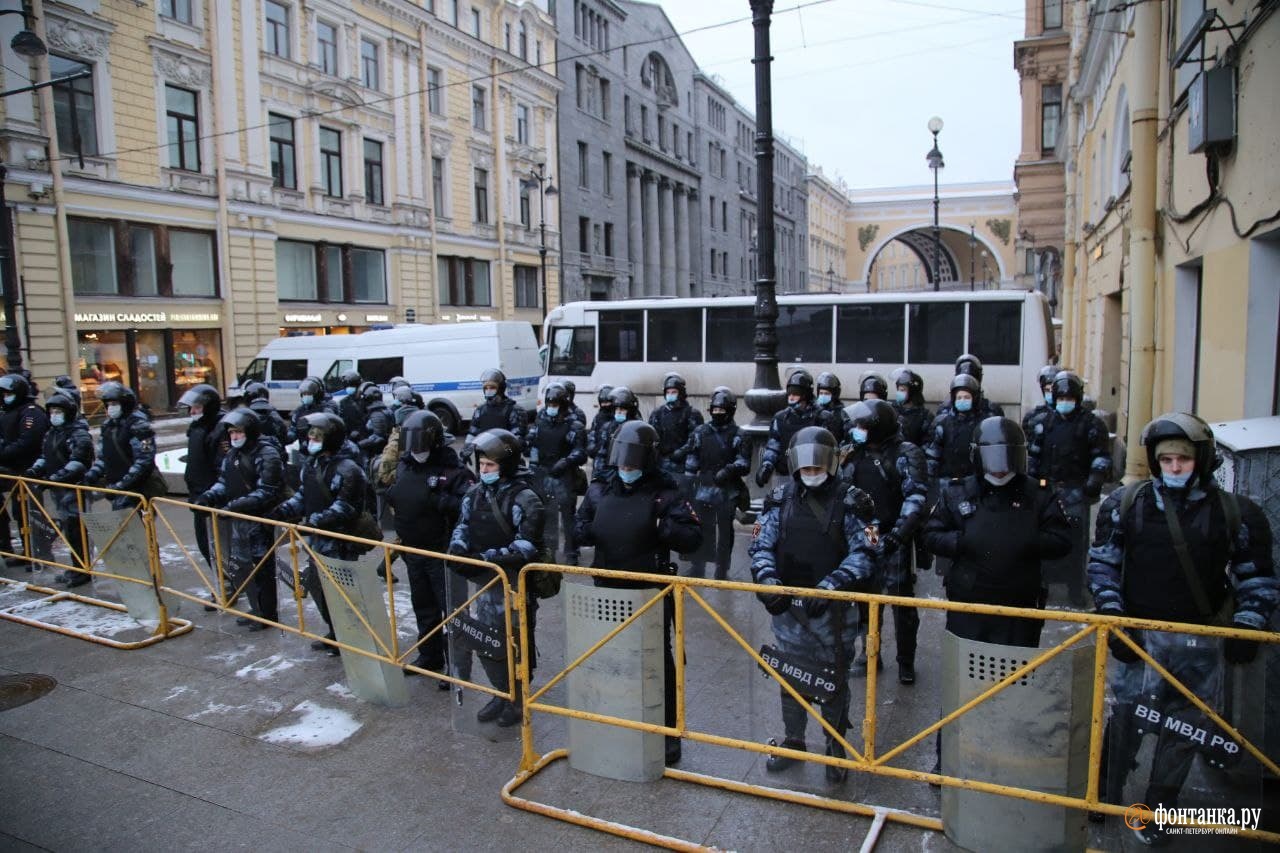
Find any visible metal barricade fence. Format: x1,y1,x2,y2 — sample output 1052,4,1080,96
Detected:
502,564,1280,849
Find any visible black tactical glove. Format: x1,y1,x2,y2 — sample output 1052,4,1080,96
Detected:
757,577,790,615
1108,629,1142,664
713,467,734,487
880,530,903,557
846,486,876,523
1084,472,1104,501
671,447,687,463
550,460,569,477
1224,638,1258,664
755,462,774,488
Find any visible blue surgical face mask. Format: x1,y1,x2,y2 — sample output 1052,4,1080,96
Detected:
1162,471,1193,490
665,392,679,404
614,412,627,423
545,406,559,417
618,468,643,484
1044,390,1054,406
851,427,869,444
3,394,15,406
817,393,832,407
230,435,247,449
480,471,501,485
954,398,973,413
788,397,804,409
483,389,497,399
49,412,65,427
107,403,123,419
895,389,908,404
1056,400,1076,416
301,394,315,407
307,440,324,455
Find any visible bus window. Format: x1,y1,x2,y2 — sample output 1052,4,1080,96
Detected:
239,357,267,385
707,306,755,362
907,302,964,364
967,301,1022,365
648,308,702,362
269,359,308,381
548,326,596,375
599,310,644,362
837,304,904,364
778,304,833,363
358,356,406,384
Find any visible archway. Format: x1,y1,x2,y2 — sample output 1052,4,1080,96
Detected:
864,224,1008,290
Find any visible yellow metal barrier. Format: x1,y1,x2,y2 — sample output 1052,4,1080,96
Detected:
503,565,1280,849
0,475,192,647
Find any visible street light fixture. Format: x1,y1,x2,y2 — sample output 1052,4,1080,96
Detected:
521,165,557,329
0,7,46,57
969,223,976,291
826,264,835,293
926,116,944,292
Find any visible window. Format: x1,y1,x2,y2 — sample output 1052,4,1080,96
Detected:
504,22,511,52
268,113,296,189
647,308,701,362
658,116,666,151
907,302,964,364
599,78,610,120
1043,0,1062,29
361,39,380,89
514,264,539,307
548,326,597,376
473,167,488,223
50,55,98,158
358,357,404,384
1041,84,1062,154
319,127,343,197
519,182,531,227
640,105,648,140
706,306,754,361
517,21,527,59
160,0,193,25
602,151,612,196
427,66,443,114
472,85,486,129
624,94,631,133
603,223,614,257
598,310,643,361
836,304,904,363
967,301,1022,365
316,21,338,75
69,218,218,297
575,64,585,110
363,138,384,205
709,249,717,276
277,239,386,303
777,305,833,362
722,200,728,232
437,256,491,306
432,156,445,214
709,196,716,229
264,0,290,58
471,6,481,38
516,104,529,144
578,141,589,187
165,85,200,172
578,217,589,253
1175,0,1207,97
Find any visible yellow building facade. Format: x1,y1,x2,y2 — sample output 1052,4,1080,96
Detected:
1058,0,1280,471
804,167,848,292
0,0,559,412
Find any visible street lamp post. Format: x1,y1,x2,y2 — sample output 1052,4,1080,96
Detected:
522,165,557,329
969,224,976,291
926,116,944,292
826,264,835,293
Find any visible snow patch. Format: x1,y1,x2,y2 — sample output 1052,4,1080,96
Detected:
190,698,284,720
205,647,255,666
325,682,355,699
163,685,196,702
258,701,362,748
235,654,295,681
3,598,144,638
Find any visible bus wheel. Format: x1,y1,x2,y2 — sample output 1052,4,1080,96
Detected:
430,404,459,436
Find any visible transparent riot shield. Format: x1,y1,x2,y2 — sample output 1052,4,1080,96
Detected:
315,549,409,708
81,506,182,629
1041,488,1095,611
444,562,518,741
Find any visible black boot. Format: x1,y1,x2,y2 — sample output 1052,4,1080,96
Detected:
476,695,507,723
825,738,848,784
765,737,807,772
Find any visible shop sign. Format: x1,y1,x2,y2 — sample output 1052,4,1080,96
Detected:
439,313,494,322
170,312,221,323
73,311,222,326
365,314,390,323
283,313,323,323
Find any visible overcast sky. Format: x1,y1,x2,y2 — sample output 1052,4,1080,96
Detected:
655,0,1025,190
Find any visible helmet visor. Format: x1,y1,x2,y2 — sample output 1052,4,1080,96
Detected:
977,443,1027,475
608,437,652,469
787,441,836,475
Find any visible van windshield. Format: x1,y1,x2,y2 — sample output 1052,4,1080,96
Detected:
240,358,267,384
548,326,595,376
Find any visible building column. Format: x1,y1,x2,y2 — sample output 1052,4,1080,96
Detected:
643,170,660,296
659,177,676,296
627,163,643,297
674,183,690,298
686,188,700,295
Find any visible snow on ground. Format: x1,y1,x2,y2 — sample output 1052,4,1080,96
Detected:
2,597,144,638
190,697,285,720
325,682,355,699
257,700,362,748
234,654,296,681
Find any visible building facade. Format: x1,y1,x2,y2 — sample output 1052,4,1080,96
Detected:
805,167,849,292
0,0,559,412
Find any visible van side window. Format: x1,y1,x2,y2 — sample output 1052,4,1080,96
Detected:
270,359,308,381
357,356,405,384
548,326,596,376
598,310,643,362
647,308,701,362
240,358,267,384
966,302,1022,365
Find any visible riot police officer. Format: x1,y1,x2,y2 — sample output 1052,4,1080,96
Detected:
1089,413,1277,842
585,384,615,478
448,429,545,727
1021,364,1060,438
891,368,933,448
178,384,227,596
526,382,587,565
241,381,289,446
195,409,286,629
648,372,703,486
25,389,93,583
757,368,822,488
841,400,928,684
575,420,702,764
0,373,49,561
337,369,365,440
375,385,424,490
591,386,642,483
83,382,158,509
750,427,876,783
355,382,392,466
288,377,339,448
1029,371,1112,608
857,371,888,401
814,372,852,444
926,374,986,482
562,380,588,425
936,354,1005,419
685,387,750,579
386,410,475,676
462,369,527,460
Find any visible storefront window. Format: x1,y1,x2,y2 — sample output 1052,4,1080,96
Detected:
77,330,128,420
76,328,224,419
172,329,222,395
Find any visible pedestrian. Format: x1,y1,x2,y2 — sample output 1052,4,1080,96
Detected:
0,373,50,564
462,369,527,461
1028,370,1112,608
685,386,750,580
337,369,365,441
585,384,615,479
925,374,986,482
193,409,286,630
177,384,231,605
841,400,928,684
575,420,702,765
890,368,933,448
526,382,587,565
273,412,373,655
814,372,852,444
936,354,1005,419
756,368,822,488
1021,364,1060,438
447,428,545,727
385,410,475,680
1089,412,1277,844
82,382,161,510
241,381,289,447
648,372,703,489
750,426,877,784
591,385,642,483
24,388,93,583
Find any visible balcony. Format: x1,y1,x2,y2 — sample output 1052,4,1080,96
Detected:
565,252,630,276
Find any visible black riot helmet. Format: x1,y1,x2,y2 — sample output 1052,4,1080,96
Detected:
847,399,900,444
298,376,326,402
816,372,842,400
341,369,363,390
708,386,737,416
0,373,30,406
1140,412,1218,488
955,353,984,383
786,426,840,477
544,382,569,408
1037,364,1059,390
45,390,79,418
597,384,615,409
388,376,411,391
53,375,82,406
563,380,577,403
785,368,815,401
858,371,888,401
970,417,1028,478
302,411,347,454
219,408,261,444
178,384,221,416
891,367,924,404
950,373,982,402
242,381,270,403
358,381,383,405
663,372,687,398
1051,371,1085,403
480,368,507,396
400,409,445,456
608,421,660,472
609,385,640,418
391,385,421,409
474,428,523,476
97,381,137,412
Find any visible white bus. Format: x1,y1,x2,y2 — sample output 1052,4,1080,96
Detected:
541,290,1055,418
